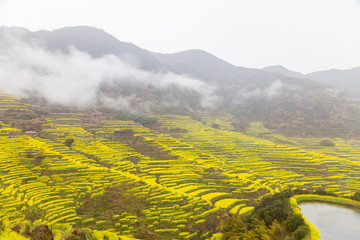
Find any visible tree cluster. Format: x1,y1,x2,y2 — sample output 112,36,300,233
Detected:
222,191,309,240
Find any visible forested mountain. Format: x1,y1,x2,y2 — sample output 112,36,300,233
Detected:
1,26,360,137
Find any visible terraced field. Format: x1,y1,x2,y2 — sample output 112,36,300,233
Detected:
0,94,359,239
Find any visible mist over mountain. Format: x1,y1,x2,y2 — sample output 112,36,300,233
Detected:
263,65,360,98
1,26,360,137
36,26,163,70
0,26,218,114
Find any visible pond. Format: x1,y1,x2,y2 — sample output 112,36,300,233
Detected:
299,202,360,240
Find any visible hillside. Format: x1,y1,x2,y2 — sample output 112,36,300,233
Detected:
306,67,360,97
263,64,360,98
153,50,360,138
2,26,360,137
0,94,359,239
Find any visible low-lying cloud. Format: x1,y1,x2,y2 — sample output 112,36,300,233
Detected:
237,79,283,100
0,29,287,114
230,79,284,106
0,30,218,111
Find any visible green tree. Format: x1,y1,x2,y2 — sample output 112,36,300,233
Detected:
65,138,74,148
353,191,360,201
286,214,304,232
292,225,309,240
222,216,246,240
243,220,270,240
269,220,287,240
255,194,291,226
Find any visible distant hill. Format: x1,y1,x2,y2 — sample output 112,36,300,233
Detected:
152,50,360,137
36,26,163,70
262,64,360,98
262,65,304,79
306,67,360,97
153,49,264,84
2,26,360,137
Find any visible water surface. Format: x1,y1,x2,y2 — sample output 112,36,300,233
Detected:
299,202,360,240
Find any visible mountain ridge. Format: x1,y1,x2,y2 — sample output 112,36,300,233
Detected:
306,67,360,96
263,64,360,97
1,26,360,137
34,26,164,70
262,65,304,79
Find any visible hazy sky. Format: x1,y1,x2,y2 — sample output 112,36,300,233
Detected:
0,0,359,73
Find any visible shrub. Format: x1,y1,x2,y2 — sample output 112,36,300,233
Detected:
25,206,44,222
269,220,287,239
65,228,88,240
131,115,157,127
285,214,304,232
313,189,336,196
293,189,311,195
222,216,246,240
292,225,309,240
352,191,360,201
30,225,54,240
319,139,335,146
